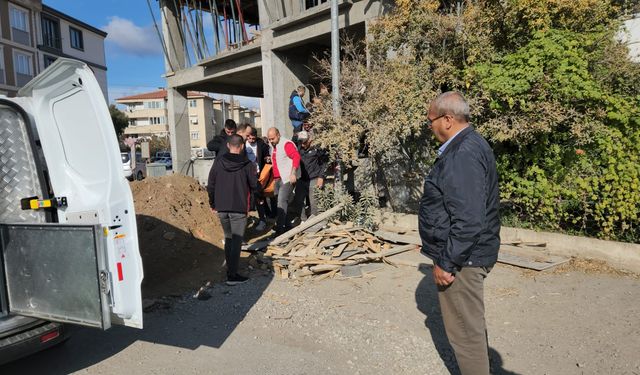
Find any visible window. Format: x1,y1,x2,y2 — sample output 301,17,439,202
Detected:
0,47,5,85
189,99,197,108
189,116,198,124
14,52,33,86
150,117,166,125
144,101,164,109
69,26,84,50
41,16,61,50
191,131,200,140
10,5,30,46
44,55,57,69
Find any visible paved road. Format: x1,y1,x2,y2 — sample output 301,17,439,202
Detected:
2,251,639,374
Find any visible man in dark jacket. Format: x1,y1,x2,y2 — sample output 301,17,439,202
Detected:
289,131,328,221
207,119,237,157
246,127,272,230
207,134,261,285
288,86,310,134
419,91,500,375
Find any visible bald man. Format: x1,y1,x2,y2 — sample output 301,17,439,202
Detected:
267,127,301,235
419,91,500,375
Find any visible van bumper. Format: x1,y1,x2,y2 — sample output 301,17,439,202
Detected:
0,321,68,365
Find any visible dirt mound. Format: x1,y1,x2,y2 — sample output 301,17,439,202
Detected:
130,174,226,298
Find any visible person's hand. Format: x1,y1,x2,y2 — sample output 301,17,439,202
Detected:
210,207,217,214
289,173,297,184
433,265,455,286
316,178,324,188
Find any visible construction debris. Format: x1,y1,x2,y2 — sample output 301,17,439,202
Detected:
264,221,418,280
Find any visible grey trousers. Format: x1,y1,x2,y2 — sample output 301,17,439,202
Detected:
217,212,247,277
275,179,294,232
291,178,320,220
438,266,491,375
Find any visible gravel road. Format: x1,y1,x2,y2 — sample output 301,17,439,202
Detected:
2,251,639,375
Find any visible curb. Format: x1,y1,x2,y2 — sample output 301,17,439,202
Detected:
379,212,640,274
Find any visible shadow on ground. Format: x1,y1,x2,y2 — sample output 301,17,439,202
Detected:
415,264,520,375
0,217,274,374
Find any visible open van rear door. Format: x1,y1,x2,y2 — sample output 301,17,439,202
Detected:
0,59,143,329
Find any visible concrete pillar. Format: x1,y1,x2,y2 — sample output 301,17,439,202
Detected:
161,0,190,174
261,31,311,138
167,88,191,173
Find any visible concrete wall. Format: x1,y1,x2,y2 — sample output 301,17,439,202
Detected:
623,15,640,62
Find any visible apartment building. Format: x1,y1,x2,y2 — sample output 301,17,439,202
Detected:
0,0,40,95
0,0,107,98
38,4,108,99
117,89,246,149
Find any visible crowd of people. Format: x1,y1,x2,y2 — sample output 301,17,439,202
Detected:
206,86,328,284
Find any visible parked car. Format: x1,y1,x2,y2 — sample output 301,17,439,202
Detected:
0,58,143,365
122,152,147,180
156,157,173,170
154,151,170,162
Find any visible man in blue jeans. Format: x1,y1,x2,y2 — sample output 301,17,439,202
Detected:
288,85,310,133
207,134,262,285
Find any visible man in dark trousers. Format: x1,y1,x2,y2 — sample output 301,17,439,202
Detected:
290,130,328,221
207,134,261,285
267,127,300,235
418,91,500,375
207,119,237,157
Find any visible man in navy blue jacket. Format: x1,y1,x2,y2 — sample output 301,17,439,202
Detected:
208,134,262,285
419,91,500,375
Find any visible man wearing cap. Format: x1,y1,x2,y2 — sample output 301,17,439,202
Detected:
267,127,301,235
419,91,500,375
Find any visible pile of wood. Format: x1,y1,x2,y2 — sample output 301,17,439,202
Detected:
264,221,417,280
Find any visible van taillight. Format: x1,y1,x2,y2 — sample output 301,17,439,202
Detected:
40,330,60,343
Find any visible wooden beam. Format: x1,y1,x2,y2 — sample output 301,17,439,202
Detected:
271,203,345,245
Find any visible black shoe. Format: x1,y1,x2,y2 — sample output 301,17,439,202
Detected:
226,274,249,286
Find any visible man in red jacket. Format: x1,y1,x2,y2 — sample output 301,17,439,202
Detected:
207,134,261,285
267,127,301,235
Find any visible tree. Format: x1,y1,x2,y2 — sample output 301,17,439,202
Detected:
109,104,128,137
311,0,640,241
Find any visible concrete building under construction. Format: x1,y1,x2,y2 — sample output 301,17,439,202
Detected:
155,0,391,173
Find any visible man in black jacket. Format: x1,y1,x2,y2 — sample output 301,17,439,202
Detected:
207,119,237,157
207,134,261,285
289,131,328,221
419,91,500,375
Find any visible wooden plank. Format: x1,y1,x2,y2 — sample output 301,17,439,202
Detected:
498,245,569,271
374,231,422,246
310,264,342,273
319,237,350,249
350,244,417,261
331,243,349,258
379,225,416,234
271,204,345,245
242,240,271,251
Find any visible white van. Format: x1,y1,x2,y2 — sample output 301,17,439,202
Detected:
0,59,144,364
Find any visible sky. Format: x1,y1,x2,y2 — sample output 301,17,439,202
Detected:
44,0,260,109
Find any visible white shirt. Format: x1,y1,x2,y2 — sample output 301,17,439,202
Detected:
246,141,259,172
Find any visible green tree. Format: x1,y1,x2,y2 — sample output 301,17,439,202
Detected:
109,104,128,137
311,0,640,241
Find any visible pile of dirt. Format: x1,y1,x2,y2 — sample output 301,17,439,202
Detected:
130,175,227,299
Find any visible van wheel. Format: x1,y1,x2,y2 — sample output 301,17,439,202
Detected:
136,171,144,180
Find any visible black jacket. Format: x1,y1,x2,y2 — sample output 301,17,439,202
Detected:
207,153,261,213
419,127,500,273
300,146,329,180
207,129,230,157
253,137,271,171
